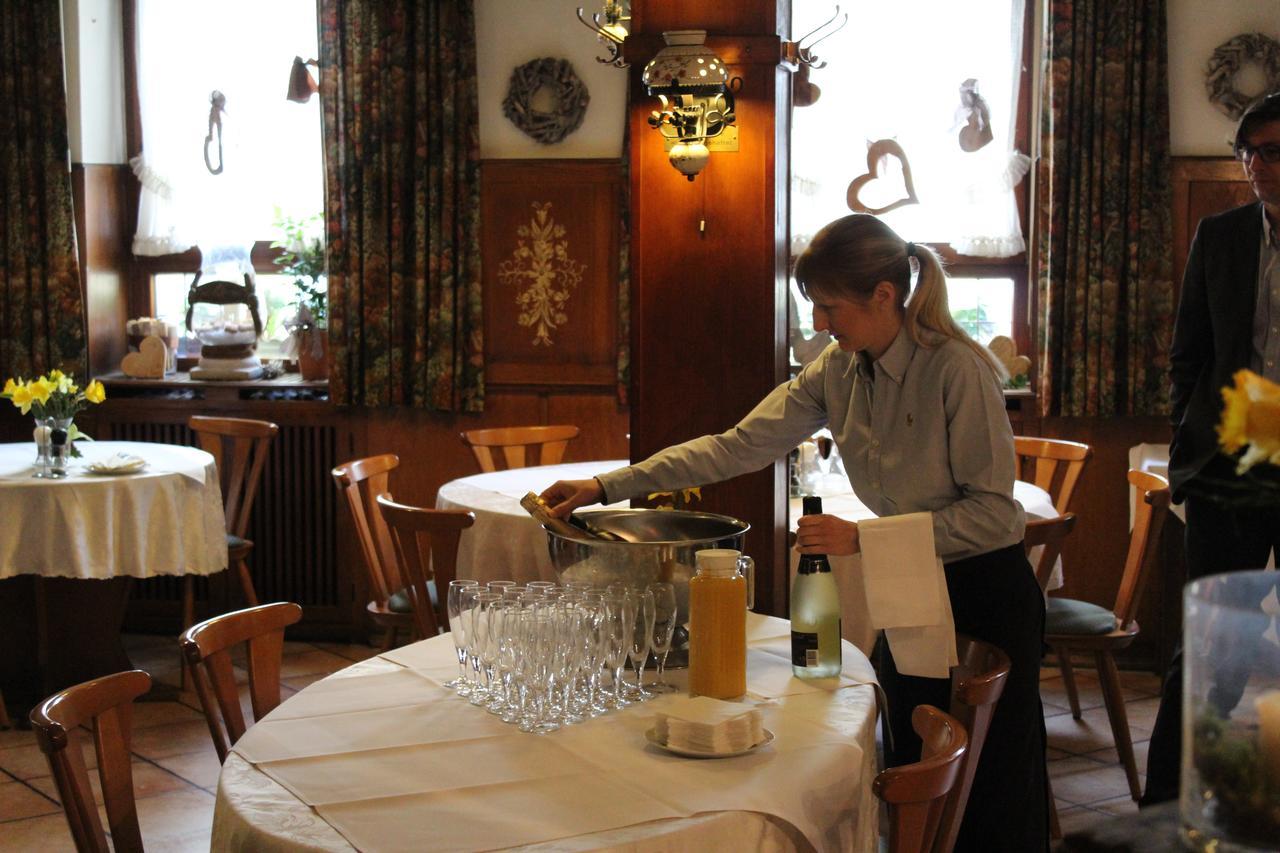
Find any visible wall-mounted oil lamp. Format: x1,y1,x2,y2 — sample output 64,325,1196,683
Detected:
642,30,735,181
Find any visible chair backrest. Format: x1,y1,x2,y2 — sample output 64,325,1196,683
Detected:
934,634,1012,853
332,454,404,606
873,705,969,853
1023,512,1077,593
30,670,152,853
1013,436,1093,515
180,602,302,763
189,415,279,538
459,424,580,472
1112,469,1171,627
377,495,475,637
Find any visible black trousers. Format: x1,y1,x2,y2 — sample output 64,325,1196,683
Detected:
879,543,1049,853
1142,492,1280,804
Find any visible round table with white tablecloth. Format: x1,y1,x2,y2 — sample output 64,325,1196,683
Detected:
436,461,631,584
212,613,880,852
0,440,226,713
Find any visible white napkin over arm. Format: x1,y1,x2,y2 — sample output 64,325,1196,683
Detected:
858,511,957,678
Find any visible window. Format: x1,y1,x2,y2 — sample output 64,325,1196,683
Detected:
789,0,1032,372
128,0,324,353
153,273,300,359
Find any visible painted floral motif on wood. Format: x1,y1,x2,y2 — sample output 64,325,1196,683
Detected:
500,202,587,347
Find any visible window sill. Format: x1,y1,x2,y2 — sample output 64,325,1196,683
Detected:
99,371,328,404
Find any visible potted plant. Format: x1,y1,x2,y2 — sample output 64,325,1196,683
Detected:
272,214,328,380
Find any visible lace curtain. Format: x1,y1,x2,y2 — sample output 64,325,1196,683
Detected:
791,0,1028,258
130,0,322,257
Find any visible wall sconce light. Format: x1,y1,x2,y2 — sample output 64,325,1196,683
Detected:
287,56,319,103
642,31,735,182
575,1,630,68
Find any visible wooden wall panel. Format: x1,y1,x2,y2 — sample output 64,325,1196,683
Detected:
481,160,622,388
72,164,132,377
1171,157,1254,299
627,2,791,615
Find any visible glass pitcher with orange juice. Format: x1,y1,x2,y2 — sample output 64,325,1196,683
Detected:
687,548,754,699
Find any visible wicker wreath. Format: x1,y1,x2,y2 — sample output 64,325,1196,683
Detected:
1205,33,1280,120
502,58,590,145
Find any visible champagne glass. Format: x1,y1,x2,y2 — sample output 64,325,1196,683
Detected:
628,588,655,699
447,581,479,693
603,594,634,708
466,592,501,703
648,582,678,693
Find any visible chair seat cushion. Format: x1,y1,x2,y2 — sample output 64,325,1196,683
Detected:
1046,597,1116,635
387,580,438,615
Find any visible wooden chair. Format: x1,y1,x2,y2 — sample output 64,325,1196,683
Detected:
873,705,969,853
1023,512,1078,593
1044,469,1171,801
459,425,580,472
0,688,10,729
1014,436,1093,515
376,495,475,637
932,634,1011,853
180,601,302,763
30,669,152,853
332,454,416,649
184,416,279,626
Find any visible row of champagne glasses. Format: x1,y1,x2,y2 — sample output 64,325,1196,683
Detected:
444,578,678,732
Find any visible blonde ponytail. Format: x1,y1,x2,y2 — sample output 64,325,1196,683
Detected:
906,245,1007,381
794,214,1006,382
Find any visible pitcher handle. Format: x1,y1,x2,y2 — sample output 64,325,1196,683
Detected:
738,556,755,610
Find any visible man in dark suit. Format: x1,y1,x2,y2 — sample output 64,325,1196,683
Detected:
1143,92,1280,805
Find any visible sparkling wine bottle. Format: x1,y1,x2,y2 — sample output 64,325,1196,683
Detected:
791,495,842,678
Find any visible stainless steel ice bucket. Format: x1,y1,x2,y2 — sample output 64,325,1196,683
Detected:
544,509,750,646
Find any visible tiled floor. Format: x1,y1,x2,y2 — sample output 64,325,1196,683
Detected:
0,638,1162,851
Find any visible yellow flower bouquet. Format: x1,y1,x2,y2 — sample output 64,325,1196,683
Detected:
1,371,106,460
1219,369,1280,473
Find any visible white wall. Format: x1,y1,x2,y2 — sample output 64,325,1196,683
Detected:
475,0,627,158
62,0,126,165
1167,0,1280,155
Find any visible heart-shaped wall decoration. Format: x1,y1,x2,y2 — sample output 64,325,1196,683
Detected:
121,336,168,379
846,139,920,216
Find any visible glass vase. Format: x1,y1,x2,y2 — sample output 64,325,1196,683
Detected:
33,416,73,478
1181,570,1280,851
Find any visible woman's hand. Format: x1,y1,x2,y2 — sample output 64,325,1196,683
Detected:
539,478,604,518
795,513,860,556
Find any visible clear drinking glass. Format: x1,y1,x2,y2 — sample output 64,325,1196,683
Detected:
447,581,479,692
628,588,656,699
603,594,635,708
648,582,678,693
466,592,501,703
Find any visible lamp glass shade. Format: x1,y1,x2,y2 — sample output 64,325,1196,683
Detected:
642,30,728,96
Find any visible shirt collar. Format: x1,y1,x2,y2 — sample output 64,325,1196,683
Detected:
867,325,915,386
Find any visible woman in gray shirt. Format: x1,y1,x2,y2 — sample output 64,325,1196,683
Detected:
542,213,1048,851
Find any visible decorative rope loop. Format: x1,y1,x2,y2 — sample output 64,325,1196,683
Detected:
1205,33,1280,120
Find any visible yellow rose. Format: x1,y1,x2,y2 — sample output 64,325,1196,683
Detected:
10,383,33,414
84,380,106,404
29,377,53,405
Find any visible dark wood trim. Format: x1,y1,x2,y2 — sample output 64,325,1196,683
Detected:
122,0,141,160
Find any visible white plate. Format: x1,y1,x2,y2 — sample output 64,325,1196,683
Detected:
644,727,774,759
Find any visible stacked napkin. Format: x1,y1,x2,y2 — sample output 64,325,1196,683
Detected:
654,697,764,754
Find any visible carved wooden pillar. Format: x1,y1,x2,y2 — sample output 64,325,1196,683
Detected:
625,2,792,615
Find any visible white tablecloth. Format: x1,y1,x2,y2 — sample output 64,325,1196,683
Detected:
213,613,880,852
436,460,632,584
0,441,226,580
790,474,1060,655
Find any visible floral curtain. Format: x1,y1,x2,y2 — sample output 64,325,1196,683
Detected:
319,0,484,411
0,4,86,380
1036,0,1174,417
